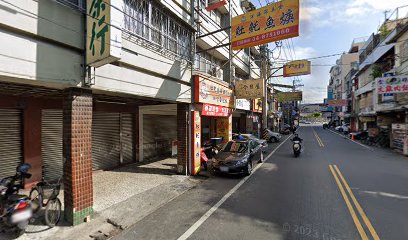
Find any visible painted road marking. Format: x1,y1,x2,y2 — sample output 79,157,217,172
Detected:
329,164,368,240
333,165,380,240
328,129,372,150
177,135,293,240
313,128,325,147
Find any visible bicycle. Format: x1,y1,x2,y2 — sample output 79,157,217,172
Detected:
29,178,62,227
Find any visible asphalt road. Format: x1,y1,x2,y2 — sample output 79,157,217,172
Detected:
114,126,408,240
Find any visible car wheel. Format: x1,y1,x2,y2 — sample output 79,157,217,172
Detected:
246,161,252,176
270,137,277,143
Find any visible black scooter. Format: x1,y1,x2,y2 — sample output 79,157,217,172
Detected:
0,163,33,237
291,139,302,157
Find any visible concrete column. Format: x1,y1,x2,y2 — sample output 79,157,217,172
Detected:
63,88,93,225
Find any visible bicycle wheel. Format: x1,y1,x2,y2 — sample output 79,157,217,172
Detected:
45,198,61,227
29,188,42,213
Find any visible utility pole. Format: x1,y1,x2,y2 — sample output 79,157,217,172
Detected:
261,46,268,130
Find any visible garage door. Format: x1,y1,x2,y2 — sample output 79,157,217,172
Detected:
121,113,134,164
92,112,121,170
0,109,22,179
41,109,63,181
143,115,176,160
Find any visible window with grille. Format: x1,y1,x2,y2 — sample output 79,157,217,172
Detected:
124,0,192,61
56,0,85,11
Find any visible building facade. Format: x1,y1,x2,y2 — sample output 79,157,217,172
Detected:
0,0,194,225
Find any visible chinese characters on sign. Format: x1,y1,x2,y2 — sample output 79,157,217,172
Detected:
87,0,110,65
86,0,122,67
201,104,231,117
194,76,234,108
276,91,302,102
235,99,251,111
216,116,232,143
283,60,311,77
377,76,408,94
235,79,265,99
231,0,299,50
191,111,201,175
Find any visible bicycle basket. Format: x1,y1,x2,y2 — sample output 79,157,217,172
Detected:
42,184,61,200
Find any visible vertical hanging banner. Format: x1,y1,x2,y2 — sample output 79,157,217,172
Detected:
191,111,201,175
216,117,232,143
86,0,123,67
231,0,299,50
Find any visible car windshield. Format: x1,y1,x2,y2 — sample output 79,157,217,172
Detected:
221,142,248,153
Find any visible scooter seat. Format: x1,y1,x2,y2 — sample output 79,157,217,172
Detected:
8,194,28,202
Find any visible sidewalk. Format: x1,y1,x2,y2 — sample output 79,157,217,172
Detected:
1,159,204,240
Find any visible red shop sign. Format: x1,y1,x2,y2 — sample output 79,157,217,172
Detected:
202,103,231,117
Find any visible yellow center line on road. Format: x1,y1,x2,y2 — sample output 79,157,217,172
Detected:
312,128,325,147
329,165,368,240
333,165,380,240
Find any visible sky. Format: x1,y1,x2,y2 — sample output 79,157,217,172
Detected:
254,0,408,103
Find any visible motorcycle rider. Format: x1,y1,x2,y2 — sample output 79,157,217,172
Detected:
291,133,303,143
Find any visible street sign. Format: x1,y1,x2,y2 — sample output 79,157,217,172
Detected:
276,91,302,102
328,99,348,107
235,79,265,99
231,0,299,50
283,60,311,77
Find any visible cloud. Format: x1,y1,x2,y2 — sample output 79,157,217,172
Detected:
350,0,408,11
293,46,317,60
300,6,323,21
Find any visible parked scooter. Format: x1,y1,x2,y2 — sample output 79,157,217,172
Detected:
0,163,33,237
200,147,209,170
291,134,303,157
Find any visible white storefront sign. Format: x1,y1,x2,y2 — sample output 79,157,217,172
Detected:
235,99,251,111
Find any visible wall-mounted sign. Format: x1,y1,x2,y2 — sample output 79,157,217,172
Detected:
231,0,299,50
253,98,263,112
191,111,201,175
236,99,251,111
276,91,302,102
194,76,234,107
328,99,348,107
86,0,122,67
377,76,408,94
201,103,231,116
283,60,311,77
206,0,227,11
235,79,265,99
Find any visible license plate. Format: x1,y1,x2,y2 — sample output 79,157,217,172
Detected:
11,210,32,223
220,166,228,172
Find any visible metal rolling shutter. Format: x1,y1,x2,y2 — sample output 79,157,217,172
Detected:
92,112,120,170
41,110,63,181
0,109,22,179
121,113,134,164
143,115,176,160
